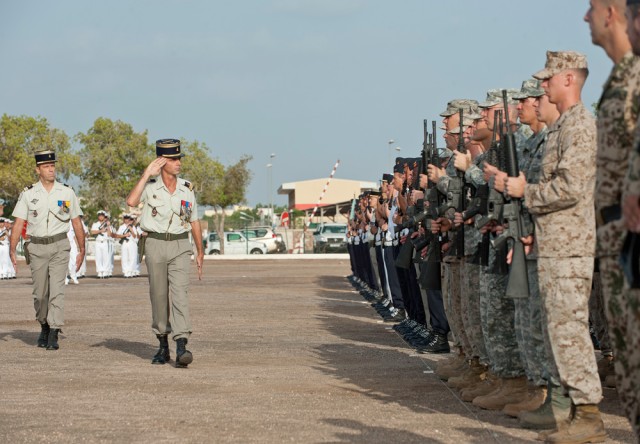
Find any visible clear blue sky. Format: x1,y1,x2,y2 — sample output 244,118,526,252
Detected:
1,1,610,207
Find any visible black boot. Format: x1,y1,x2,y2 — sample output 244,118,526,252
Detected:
37,322,50,348
152,335,170,365
175,338,193,368
46,329,60,350
417,332,450,354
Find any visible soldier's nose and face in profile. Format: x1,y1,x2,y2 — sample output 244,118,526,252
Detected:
584,0,608,46
162,157,181,175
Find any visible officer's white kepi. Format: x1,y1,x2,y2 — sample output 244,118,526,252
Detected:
34,150,57,165
156,139,185,158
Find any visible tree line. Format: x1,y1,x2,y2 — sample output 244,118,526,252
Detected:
0,114,252,238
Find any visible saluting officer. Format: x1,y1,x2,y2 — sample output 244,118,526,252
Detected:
9,149,85,350
126,139,204,368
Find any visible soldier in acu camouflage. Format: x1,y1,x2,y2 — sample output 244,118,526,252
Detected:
506,50,606,442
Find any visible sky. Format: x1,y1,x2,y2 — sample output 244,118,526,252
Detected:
1,0,611,208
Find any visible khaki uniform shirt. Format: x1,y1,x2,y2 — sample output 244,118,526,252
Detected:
12,181,82,237
597,53,640,256
139,177,198,234
524,102,597,258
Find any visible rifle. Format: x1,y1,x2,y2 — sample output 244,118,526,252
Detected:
454,109,466,259
491,90,530,298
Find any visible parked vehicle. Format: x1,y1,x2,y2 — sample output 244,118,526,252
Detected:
239,226,286,254
205,232,268,255
312,223,347,253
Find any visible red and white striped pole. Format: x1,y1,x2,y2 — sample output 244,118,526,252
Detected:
306,159,340,228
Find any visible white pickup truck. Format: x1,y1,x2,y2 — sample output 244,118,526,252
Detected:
206,232,268,255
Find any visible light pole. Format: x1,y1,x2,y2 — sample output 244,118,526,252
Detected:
239,213,253,255
268,153,276,228
387,140,394,171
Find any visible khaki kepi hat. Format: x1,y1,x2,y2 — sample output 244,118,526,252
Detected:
34,150,57,165
533,51,588,80
156,138,185,158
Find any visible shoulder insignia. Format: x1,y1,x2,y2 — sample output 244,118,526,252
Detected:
183,180,193,191
148,179,156,183
63,183,73,190
25,184,35,191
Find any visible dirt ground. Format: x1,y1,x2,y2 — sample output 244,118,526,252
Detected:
0,258,634,443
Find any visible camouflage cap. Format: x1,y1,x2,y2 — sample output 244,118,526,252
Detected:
478,88,520,108
443,99,481,117
533,50,588,80
513,79,545,100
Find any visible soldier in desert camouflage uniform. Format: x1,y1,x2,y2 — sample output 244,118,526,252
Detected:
506,51,606,442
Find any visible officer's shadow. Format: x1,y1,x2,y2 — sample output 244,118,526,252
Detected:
90,337,156,361
0,329,39,346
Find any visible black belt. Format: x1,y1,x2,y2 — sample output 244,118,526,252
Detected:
596,204,621,227
146,232,189,241
29,232,68,245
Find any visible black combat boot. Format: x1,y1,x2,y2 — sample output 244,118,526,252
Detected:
46,329,60,350
175,338,193,368
37,322,50,348
417,332,450,354
152,334,170,365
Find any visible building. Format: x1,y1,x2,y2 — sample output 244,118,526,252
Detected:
278,178,377,224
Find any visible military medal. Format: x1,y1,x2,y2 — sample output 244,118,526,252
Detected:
152,207,158,217
180,200,192,228
58,200,70,214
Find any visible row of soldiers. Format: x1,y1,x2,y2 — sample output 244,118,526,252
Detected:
346,3,640,439
90,210,143,278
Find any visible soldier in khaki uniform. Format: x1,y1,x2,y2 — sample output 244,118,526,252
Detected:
585,0,640,439
9,150,85,350
506,51,605,442
126,139,204,368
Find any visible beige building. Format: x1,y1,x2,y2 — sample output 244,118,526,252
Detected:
278,178,377,223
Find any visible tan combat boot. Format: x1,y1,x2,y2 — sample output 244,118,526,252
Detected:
472,375,528,410
519,384,571,430
543,404,607,443
447,358,486,389
503,384,547,417
436,350,467,381
460,372,501,402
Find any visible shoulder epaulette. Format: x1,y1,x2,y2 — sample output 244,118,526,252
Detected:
63,183,72,189
24,184,35,191
183,180,193,191
148,178,156,183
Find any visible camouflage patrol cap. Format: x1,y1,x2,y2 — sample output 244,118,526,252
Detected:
533,51,588,80
439,99,468,117
478,89,520,108
513,79,545,100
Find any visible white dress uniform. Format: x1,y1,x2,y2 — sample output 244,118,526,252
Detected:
78,219,88,277
91,219,112,278
0,221,10,279
117,223,138,277
66,223,79,284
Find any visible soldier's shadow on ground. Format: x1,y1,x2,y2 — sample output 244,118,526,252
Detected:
0,329,40,346
321,418,447,444
90,337,156,361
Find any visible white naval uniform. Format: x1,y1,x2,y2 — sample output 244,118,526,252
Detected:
91,221,112,277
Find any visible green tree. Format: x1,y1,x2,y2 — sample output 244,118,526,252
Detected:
76,118,153,220
0,114,79,208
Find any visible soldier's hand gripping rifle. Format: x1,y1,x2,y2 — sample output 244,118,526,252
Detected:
490,90,530,298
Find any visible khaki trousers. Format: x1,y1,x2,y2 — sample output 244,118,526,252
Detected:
28,238,70,328
144,238,192,340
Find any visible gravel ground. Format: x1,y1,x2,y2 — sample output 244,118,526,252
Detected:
0,258,633,443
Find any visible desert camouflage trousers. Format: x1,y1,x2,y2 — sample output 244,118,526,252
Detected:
442,260,471,354
538,257,602,405
479,247,525,378
600,255,640,439
513,259,555,387
460,260,487,363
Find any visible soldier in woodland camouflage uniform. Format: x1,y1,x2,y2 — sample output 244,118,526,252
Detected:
506,51,605,442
